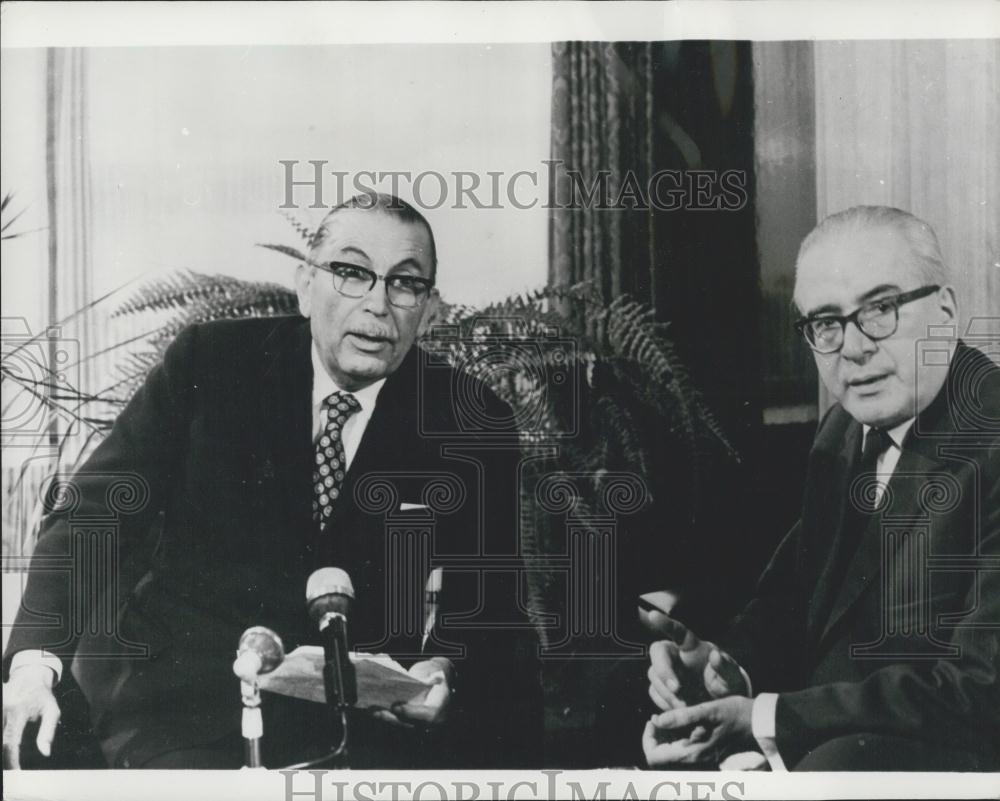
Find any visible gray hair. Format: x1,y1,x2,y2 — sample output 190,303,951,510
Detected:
310,192,438,279
796,205,948,286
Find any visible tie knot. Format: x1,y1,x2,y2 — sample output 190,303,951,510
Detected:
323,391,361,424
861,427,893,466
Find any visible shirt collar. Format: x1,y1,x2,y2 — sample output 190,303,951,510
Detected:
310,342,385,417
862,418,914,452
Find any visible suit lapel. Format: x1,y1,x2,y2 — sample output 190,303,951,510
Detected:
814,350,968,649
805,422,862,643
259,319,315,551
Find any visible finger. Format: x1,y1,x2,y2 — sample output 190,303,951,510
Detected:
649,642,683,695
35,698,61,758
421,681,450,716
688,725,709,743
652,703,705,731
2,710,28,770
642,719,658,751
391,701,437,726
642,720,684,767
370,708,412,729
408,663,445,683
648,682,681,711
643,724,704,767
3,741,21,771
642,720,664,764
647,663,683,710
410,658,454,683
642,610,692,644
706,650,746,697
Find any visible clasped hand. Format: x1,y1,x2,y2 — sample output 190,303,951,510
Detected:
642,609,754,767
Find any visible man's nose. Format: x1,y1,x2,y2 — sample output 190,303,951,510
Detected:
362,278,390,315
839,319,877,361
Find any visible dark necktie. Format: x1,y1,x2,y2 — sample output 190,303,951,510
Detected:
854,427,894,515
312,391,361,529
818,426,895,622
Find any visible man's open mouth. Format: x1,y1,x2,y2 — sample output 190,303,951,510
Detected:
849,374,889,388
348,331,393,346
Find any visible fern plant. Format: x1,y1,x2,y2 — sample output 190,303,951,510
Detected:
104,230,738,642
6,214,738,644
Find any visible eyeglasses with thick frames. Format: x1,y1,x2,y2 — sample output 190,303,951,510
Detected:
794,284,940,354
311,261,435,309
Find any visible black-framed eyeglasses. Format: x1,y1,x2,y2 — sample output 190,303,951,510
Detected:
794,285,940,354
311,261,435,309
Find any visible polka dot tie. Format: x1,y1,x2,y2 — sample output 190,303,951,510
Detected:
312,391,361,529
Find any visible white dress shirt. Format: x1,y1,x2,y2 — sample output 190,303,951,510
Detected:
310,342,385,467
11,342,386,684
751,417,914,770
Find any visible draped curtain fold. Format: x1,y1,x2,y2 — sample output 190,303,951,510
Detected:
548,42,657,309
814,39,1000,328
813,39,1000,411
47,48,96,391
2,48,98,652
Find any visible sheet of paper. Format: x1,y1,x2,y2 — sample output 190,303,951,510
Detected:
258,646,432,709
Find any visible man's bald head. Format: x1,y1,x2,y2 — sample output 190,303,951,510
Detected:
795,206,948,294
311,193,438,281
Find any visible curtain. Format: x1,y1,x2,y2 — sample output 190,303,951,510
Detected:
548,42,657,308
2,48,97,652
542,42,761,765
814,39,1000,410
815,40,999,335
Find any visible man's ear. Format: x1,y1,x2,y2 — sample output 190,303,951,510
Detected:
936,285,958,326
416,289,440,337
294,263,314,318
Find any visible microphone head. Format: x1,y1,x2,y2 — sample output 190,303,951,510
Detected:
235,626,285,678
306,567,354,623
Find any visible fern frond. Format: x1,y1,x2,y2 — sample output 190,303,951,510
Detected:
281,211,320,248
256,243,307,263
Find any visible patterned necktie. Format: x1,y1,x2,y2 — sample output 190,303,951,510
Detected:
312,391,361,529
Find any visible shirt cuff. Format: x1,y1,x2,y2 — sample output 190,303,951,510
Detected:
751,692,787,772
9,650,64,685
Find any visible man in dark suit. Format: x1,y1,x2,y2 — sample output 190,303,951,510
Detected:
3,193,540,769
642,206,999,770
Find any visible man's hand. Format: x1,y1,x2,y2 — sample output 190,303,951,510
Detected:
372,657,454,729
642,695,755,768
2,665,61,769
643,610,748,710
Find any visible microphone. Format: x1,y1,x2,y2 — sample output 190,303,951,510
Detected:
232,626,284,769
233,626,285,683
306,567,357,709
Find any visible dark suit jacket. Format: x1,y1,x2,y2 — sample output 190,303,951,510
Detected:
4,316,541,768
723,343,1000,768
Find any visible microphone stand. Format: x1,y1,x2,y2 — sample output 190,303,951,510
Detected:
320,611,356,767
240,679,264,768
280,614,354,770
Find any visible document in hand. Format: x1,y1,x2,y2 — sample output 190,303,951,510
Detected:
258,646,433,709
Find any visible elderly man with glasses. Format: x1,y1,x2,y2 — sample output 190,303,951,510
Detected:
3,193,541,769
642,206,1000,771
